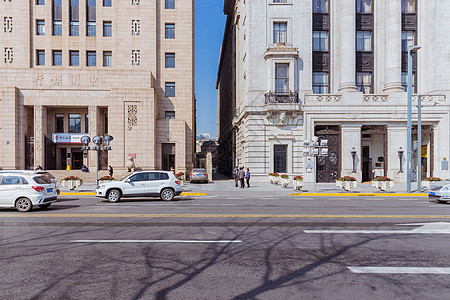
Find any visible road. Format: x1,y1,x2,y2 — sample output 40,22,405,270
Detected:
0,181,449,300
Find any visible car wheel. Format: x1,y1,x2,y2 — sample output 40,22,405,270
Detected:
38,203,51,209
107,189,121,203
16,197,33,212
160,188,174,201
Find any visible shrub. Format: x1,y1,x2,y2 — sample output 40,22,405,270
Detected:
281,174,289,179
175,172,184,180
293,176,303,181
99,176,116,181
272,173,279,177
423,177,442,181
61,175,83,184
373,176,393,181
337,176,356,181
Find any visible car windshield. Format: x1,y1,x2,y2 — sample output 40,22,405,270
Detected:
120,174,132,181
33,176,52,184
193,169,205,173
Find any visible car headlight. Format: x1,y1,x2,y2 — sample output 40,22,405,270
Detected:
97,185,106,189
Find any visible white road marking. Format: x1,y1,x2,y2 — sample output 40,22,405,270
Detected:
348,267,450,274
71,240,242,243
95,203,238,207
260,197,279,200
305,222,450,234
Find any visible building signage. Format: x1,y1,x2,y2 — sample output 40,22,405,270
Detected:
52,133,86,144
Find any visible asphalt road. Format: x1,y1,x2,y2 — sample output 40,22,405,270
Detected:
0,182,449,300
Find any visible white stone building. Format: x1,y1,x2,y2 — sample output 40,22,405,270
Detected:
217,0,450,183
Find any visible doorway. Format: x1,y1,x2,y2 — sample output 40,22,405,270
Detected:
59,148,67,170
71,148,83,170
362,146,371,182
162,143,175,171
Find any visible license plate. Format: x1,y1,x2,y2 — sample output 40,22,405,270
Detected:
429,192,435,196
196,174,202,176
47,188,53,193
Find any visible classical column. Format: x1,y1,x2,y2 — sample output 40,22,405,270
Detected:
338,0,357,92
88,105,99,169
387,124,407,182
34,105,46,169
340,124,361,180
383,0,403,92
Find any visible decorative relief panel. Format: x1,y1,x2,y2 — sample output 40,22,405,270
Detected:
312,14,329,30
3,17,12,33
4,47,13,63
32,74,44,86
363,95,388,102
127,105,138,127
305,95,342,103
356,14,374,30
131,20,140,36
50,74,62,86
402,14,417,31
356,52,373,72
313,52,329,72
89,74,98,86
71,74,80,86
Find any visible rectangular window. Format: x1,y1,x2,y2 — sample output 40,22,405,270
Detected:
103,0,111,7
69,114,81,133
70,0,79,35
274,145,287,173
165,82,175,97
356,0,372,13
53,0,62,35
70,51,79,66
37,0,45,5
36,50,45,66
313,0,328,13
70,22,79,36
165,53,175,68
132,50,140,66
53,21,62,36
356,72,372,94
402,31,416,52
103,21,112,37
165,0,175,9
356,31,372,51
165,23,175,39
103,51,112,67
275,63,289,94
313,31,328,51
87,22,96,36
273,22,287,43
85,114,89,133
87,51,96,66
87,0,96,36
313,72,329,94
401,72,415,92
402,0,416,13
36,20,45,35
53,50,62,66
55,114,64,133
165,111,175,119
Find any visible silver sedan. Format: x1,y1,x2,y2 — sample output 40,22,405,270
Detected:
190,169,208,183
428,181,450,203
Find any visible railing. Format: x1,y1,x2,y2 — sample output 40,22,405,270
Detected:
265,91,298,104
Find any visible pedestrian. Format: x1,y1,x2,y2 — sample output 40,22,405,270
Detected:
238,167,245,188
245,168,250,188
81,164,87,173
233,166,239,187
170,166,175,173
108,165,113,177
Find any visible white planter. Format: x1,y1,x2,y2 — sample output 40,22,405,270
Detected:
268,175,274,183
98,180,115,185
272,176,280,184
293,180,304,190
421,181,441,189
373,180,394,191
336,180,357,191
281,178,290,187
61,180,82,190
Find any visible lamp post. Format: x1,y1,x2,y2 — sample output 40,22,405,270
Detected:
351,147,357,173
417,95,422,192
81,135,114,186
398,147,404,173
407,45,421,193
303,136,328,192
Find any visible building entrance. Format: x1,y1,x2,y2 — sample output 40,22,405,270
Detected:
71,149,83,170
315,126,340,183
162,143,175,171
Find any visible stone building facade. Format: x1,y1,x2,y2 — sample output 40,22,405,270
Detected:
217,0,450,183
0,0,195,173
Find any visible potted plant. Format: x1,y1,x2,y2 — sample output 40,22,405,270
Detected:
281,174,290,187
293,175,303,190
372,176,394,191
336,176,357,191
60,175,83,190
272,173,280,184
268,173,274,183
98,175,116,184
422,177,442,189
175,172,185,183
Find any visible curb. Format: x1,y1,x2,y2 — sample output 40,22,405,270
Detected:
290,193,428,197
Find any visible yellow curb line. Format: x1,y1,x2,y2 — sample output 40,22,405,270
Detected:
0,214,448,219
290,193,428,197
60,192,207,196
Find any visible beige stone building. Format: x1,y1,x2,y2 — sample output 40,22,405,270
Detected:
0,0,195,174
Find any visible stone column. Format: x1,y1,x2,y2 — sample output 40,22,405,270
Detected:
338,0,357,92
383,0,403,92
340,124,362,181
34,105,46,169
88,105,99,169
387,124,407,182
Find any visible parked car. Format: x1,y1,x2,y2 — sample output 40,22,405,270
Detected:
0,172,58,212
96,171,182,202
0,170,60,195
190,168,208,183
428,181,450,203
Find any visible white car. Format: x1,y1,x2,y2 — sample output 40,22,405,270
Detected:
0,170,60,195
0,172,58,212
96,171,182,202
428,181,450,203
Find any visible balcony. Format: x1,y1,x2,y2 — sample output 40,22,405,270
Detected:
265,91,298,104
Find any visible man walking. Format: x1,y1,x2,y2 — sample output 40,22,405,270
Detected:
238,167,245,188
245,168,250,188
233,166,239,187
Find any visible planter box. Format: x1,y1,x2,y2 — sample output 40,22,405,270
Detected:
372,180,394,191
61,180,82,190
336,180,357,191
422,180,440,189
268,175,274,183
294,180,304,190
281,178,290,187
98,180,115,185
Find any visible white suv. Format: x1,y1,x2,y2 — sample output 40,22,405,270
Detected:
0,172,58,212
96,171,182,202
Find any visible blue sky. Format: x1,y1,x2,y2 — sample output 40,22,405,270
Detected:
195,1,227,139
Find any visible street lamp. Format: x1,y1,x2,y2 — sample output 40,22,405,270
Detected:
351,147,357,173
417,95,422,192
303,136,328,192
398,147,404,173
81,135,114,186
407,45,421,193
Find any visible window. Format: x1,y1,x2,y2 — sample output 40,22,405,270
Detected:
165,82,175,97
37,0,45,5
275,63,289,94
402,0,416,13
165,0,175,9
356,31,372,51
356,72,372,94
313,31,328,51
129,173,148,182
165,53,175,68
103,51,112,67
55,113,64,132
165,111,175,119
53,21,62,36
36,50,45,66
131,20,140,35
402,31,416,52
85,114,89,132
401,72,415,92
273,0,287,3
70,0,79,36
103,21,112,37
87,22,96,36
273,22,287,43
103,0,111,7
356,0,372,13
36,20,45,35
165,23,175,39
53,0,62,35
313,0,328,13
69,114,81,133
313,72,329,94
1,176,25,185
87,51,96,66
274,145,287,173
53,50,62,66
70,22,79,36
132,50,140,65
70,51,79,66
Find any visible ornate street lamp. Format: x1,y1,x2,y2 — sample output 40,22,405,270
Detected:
351,147,357,173
398,147,404,173
81,135,113,186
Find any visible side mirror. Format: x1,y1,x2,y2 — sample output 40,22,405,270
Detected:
125,179,131,183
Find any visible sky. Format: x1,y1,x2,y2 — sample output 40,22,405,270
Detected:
195,1,227,139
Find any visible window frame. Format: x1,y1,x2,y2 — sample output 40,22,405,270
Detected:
36,20,45,36
103,21,112,37
70,50,79,66
86,51,96,66
275,63,289,94
165,82,175,97
68,113,82,133
36,50,45,66
356,72,373,94
52,50,62,66
103,51,112,67
165,53,175,68
312,72,329,94
273,22,287,44
103,0,112,7
356,31,372,52
165,0,175,9
356,0,373,14
165,23,175,39
401,0,416,13
165,111,175,119
313,0,328,13
55,113,64,133
313,31,329,51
